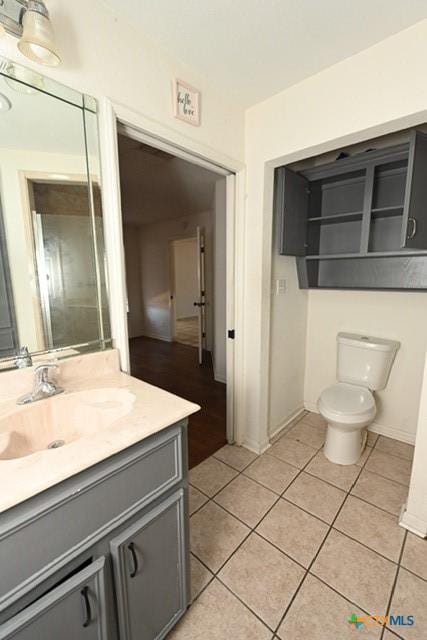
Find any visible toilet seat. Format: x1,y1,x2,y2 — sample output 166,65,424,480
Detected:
318,382,376,426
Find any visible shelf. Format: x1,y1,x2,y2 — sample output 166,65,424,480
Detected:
308,211,363,224
306,250,427,261
371,205,404,219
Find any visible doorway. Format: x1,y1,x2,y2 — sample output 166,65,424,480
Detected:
117,129,232,467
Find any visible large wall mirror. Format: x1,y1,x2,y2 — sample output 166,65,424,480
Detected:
0,58,110,368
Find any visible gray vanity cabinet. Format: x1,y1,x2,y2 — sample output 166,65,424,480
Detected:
0,558,108,640
111,490,186,640
0,421,190,640
276,128,427,289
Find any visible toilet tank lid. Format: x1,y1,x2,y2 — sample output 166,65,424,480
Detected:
337,333,400,353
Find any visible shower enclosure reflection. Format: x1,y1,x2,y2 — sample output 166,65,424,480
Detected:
0,58,110,365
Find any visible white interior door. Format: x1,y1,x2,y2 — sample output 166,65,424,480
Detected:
195,226,206,365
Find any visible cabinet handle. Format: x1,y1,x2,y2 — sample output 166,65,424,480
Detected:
81,586,92,628
407,217,417,240
128,542,139,578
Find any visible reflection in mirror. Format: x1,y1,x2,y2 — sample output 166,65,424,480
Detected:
0,59,110,366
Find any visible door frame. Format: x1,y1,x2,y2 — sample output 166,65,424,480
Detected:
169,235,198,344
99,98,245,445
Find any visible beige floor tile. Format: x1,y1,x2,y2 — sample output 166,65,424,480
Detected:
365,450,412,486
305,450,361,491
189,485,209,515
286,421,326,449
267,437,317,469
214,444,258,471
367,431,379,447
389,569,427,639
311,529,396,615
191,555,213,601
256,498,329,567
375,436,414,461
334,495,405,562
283,472,346,524
301,411,327,428
356,445,372,467
277,574,382,640
219,533,304,629
243,453,299,494
401,533,427,581
190,457,238,497
190,501,250,572
351,469,408,516
383,631,402,640
168,579,272,640
214,475,277,528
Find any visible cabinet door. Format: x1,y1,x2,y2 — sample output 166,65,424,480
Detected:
110,490,186,640
401,130,427,249
275,167,309,256
0,557,108,640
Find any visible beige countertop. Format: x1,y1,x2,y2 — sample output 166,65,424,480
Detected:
0,350,199,513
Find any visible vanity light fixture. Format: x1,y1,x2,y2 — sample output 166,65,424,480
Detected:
0,0,61,67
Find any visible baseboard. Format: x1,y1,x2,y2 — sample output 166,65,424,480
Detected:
303,403,416,445
368,422,416,445
399,504,427,538
269,408,307,443
242,437,271,456
143,333,172,343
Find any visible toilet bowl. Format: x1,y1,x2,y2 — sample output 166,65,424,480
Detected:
318,333,399,466
318,383,376,465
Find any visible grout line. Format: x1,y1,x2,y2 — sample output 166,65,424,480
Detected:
348,492,405,519
379,529,408,640
190,429,414,636
271,440,376,635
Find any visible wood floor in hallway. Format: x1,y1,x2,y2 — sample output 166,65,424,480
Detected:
129,336,227,468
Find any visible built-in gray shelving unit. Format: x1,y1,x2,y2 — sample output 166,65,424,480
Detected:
275,129,427,289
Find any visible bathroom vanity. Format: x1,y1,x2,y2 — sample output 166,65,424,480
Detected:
0,351,199,640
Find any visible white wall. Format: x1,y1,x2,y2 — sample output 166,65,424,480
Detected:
213,179,227,383
138,212,213,344
304,292,427,443
244,20,427,452
0,1,244,166
123,224,144,338
173,238,198,319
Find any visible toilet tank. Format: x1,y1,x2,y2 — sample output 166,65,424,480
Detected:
337,333,400,390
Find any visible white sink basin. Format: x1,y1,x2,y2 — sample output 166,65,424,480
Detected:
0,388,135,460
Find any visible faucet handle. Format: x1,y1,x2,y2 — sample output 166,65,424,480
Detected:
34,363,58,384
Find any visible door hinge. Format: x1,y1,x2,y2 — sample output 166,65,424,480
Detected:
200,247,205,254
202,332,206,338
228,329,235,339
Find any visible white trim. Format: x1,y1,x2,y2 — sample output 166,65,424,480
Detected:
99,98,245,446
142,333,172,343
399,504,427,538
98,99,130,373
269,407,306,441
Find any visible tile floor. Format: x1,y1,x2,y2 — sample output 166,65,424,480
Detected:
168,411,427,640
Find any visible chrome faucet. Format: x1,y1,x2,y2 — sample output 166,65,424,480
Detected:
17,364,64,405
15,346,33,369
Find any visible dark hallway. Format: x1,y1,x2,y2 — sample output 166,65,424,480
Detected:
129,336,227,468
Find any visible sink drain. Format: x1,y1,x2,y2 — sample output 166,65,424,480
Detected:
47,440,65,450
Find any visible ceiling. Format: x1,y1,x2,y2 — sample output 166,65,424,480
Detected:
118,134,221,226
102,0,427,107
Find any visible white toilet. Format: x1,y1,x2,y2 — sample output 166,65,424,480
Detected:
318,333,400,465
